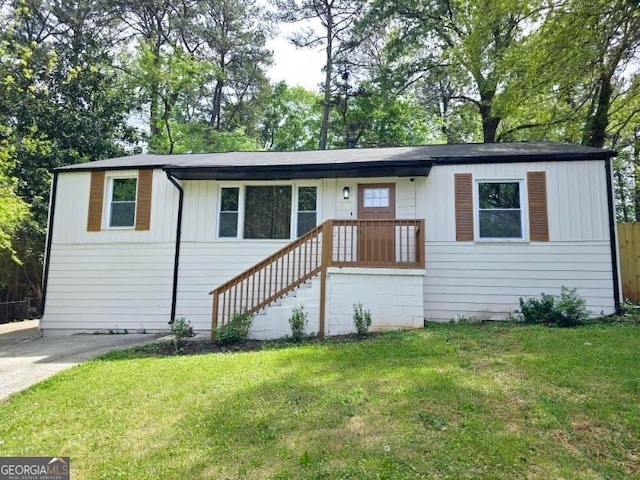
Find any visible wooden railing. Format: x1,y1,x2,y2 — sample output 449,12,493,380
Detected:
210,219,425,339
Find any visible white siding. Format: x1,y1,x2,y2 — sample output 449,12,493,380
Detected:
424,160,609,242
43,160,616,333
175,241,290,330
423,160,616,320
42,243,175,331
52,170,178,244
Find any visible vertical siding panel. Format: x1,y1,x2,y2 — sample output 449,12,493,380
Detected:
86,171,105,231
455,173,474,241
135,169,153,231
527,171,549,242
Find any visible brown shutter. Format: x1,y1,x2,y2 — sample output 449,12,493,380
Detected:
87,171,105,231
135,169,153,231
455,173,474,241
527,171,549,241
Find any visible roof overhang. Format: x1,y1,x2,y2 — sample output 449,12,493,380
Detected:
164,160,433,180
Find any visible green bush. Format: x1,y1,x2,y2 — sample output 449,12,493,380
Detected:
518,287,589,327
353,302,372,335
518,293,559,325
289,306,308,341
170,316,193,352
216,311,253,345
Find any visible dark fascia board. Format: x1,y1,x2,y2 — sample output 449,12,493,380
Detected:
164,161,433,180
432,151,616,165
51,163,169,173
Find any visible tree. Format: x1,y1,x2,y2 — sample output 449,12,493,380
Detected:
358,0,546,143
0,129,28,263
272,0,364,149
535,0,640,148
261,81,322,151
0,0,141,304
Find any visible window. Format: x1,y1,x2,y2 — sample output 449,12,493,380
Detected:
219,188,239,237
244,186,292,239
218,184,318,239
363,187,389,208
477,181,523,239
297,186,317,236
109,177,137,227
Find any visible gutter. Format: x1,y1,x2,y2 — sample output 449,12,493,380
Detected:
604,158,621,313
165,171,184,324
40,171,58,317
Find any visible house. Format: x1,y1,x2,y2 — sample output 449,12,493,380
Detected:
40,142,620,338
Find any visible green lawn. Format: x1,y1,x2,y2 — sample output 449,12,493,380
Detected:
1,323,639,479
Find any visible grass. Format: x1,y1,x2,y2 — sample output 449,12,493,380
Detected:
0,323,638,479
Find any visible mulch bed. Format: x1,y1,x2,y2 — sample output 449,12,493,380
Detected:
127,332,383,357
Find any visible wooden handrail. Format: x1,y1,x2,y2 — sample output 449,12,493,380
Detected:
210,219,425,340
208,223,324,296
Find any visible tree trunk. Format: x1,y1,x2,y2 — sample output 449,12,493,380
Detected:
634,131,640,221
319,8,333,150
582,75,613,148
616,166,629,222
478,90,500,143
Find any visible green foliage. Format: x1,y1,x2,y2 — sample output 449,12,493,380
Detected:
216,311,253,345
289,306,308,341
621,299,640,318
262,82,322,151
171,316,193,352
153,123,261,154
0,132,28,262
352,302,372,335
518,287,590,327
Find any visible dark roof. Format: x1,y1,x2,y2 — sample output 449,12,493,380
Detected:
54,142,616,180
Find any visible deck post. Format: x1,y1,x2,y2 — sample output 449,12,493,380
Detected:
319,220,333,339
417,219,426,267
211,291,219,341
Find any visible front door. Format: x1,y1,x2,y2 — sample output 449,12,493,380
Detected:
358,183,396,263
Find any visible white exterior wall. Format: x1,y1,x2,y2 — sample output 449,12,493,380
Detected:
175,177,417,331
422,160,616,321
326,268,424,335
42,170,179,332
43,174,418,333
42,160,616,334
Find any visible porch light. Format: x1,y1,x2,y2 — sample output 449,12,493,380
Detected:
343,186,350,199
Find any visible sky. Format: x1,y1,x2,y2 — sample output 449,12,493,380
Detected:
265,23,325,91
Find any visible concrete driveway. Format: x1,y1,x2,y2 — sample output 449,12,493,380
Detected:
0,320,162,401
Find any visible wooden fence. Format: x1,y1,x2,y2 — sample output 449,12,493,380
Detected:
618,222,640,303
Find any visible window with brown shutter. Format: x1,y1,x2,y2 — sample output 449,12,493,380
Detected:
527,171,549,241
87,169,153,231
135,169,153,231
455,173,474,241
87,171,105,231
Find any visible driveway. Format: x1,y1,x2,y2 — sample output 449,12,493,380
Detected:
0,320,162,401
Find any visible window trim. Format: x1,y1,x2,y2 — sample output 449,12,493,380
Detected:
474,178,528,242
104,171,138,229
217,181,321,240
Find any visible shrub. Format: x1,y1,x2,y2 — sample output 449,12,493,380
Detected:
518,287,589,327
289,306,308,341
518,293,559,325
353,302,372,335
216,310,253,345
555,287,589,326
171,316,193,351
621,299,640,317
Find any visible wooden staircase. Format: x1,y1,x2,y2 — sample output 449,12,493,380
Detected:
209,219,425,340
